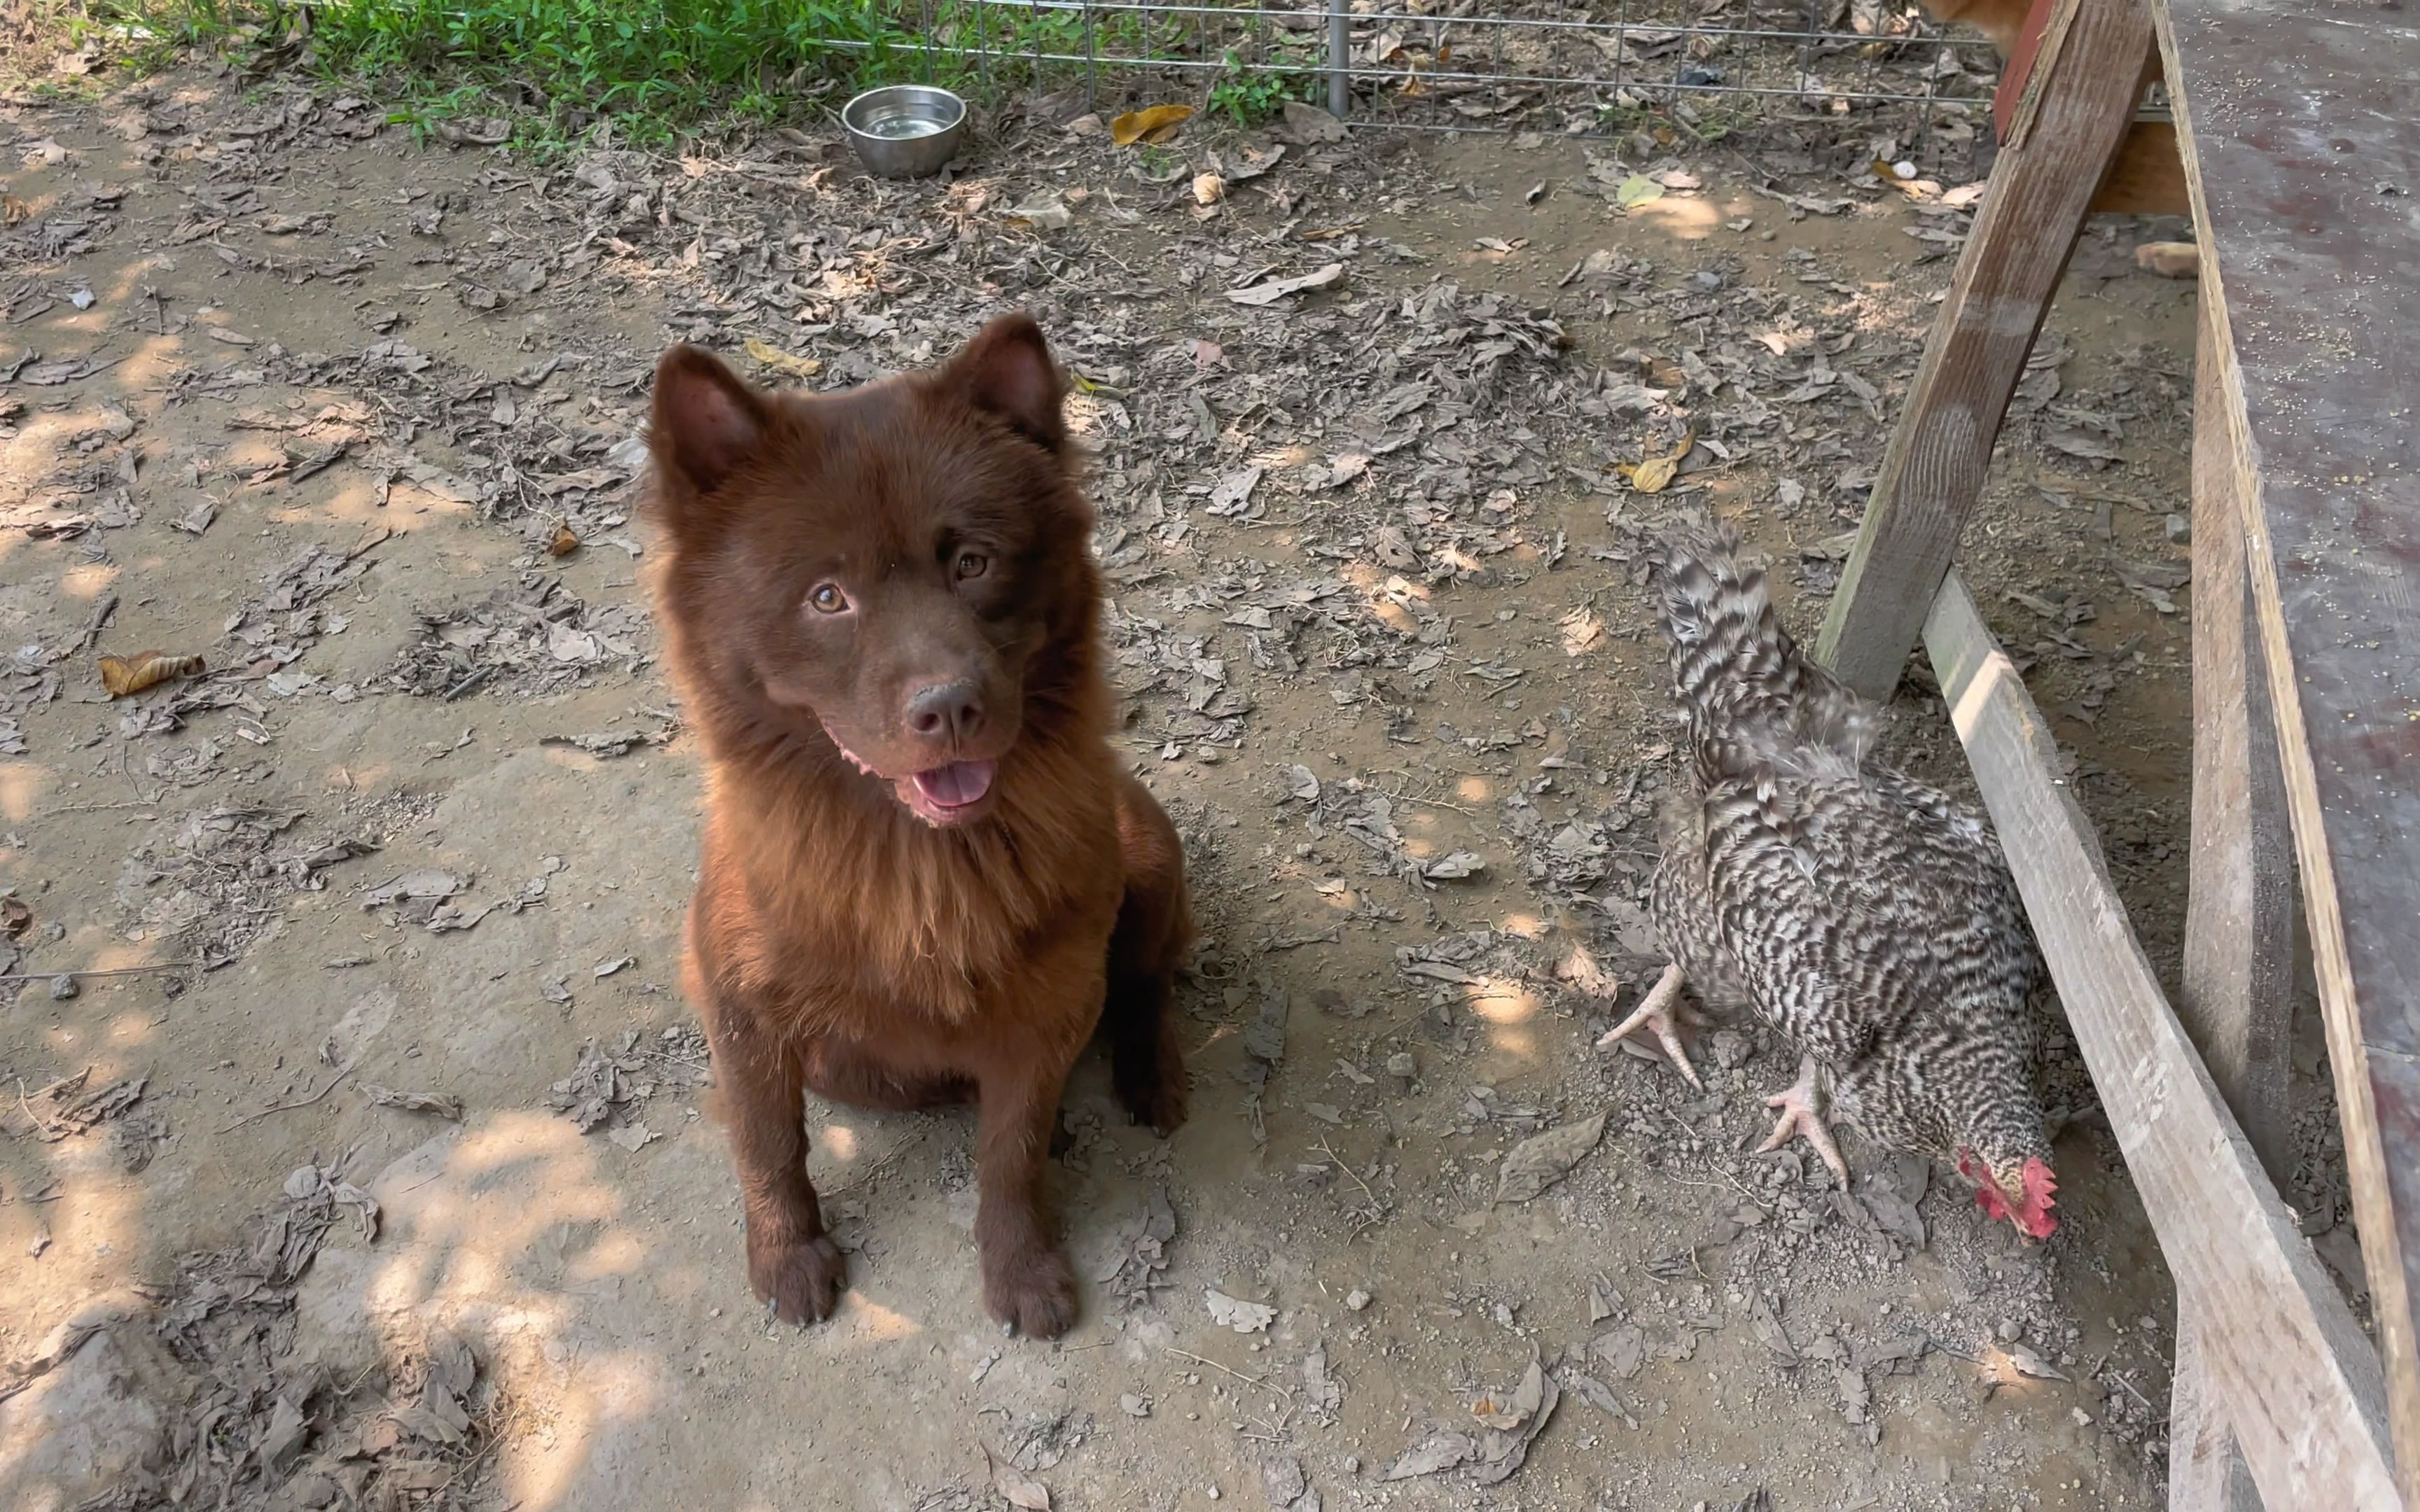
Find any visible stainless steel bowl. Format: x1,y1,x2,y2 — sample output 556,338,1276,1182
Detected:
842,85,969,178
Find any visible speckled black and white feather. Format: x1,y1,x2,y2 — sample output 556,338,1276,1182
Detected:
1647,522,2050,1182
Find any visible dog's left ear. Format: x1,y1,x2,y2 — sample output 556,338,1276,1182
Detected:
940,314,1066,452
649,344,774,509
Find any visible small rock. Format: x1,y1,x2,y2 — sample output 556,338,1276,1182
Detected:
2165,512,2191,545
1998,1319,2025,1343
48,973,78,1000
1345,1287,1372,1312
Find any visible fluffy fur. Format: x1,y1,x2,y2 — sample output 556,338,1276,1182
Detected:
646,315,1192,1338
1636,518,2058,1239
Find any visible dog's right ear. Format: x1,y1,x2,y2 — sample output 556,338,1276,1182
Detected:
649,345,771,504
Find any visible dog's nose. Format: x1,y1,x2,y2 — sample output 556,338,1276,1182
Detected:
905,680,985,745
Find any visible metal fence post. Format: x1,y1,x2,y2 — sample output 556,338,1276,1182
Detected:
1327,0,1349,118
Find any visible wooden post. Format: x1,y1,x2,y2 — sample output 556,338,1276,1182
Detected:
2166,300,2299,1512
1814,0,2157,698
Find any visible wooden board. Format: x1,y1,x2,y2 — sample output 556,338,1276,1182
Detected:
2089,119,2191,218
1987,0,2182,215
2157,0,2420,1493
2167,300,2299,1512
1924,571,2398,1508
1815,0,2156,698
2170,1303,2266,1511
2178,299,2295,1188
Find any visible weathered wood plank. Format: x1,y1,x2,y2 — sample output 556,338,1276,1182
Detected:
1816,0,2157,698
1923,570,2398,1509
2158,0,2420,1491
2167,302,2299,1512
2179,299,2296,1189
2170,1303,2266,1512
2089,118,2191,218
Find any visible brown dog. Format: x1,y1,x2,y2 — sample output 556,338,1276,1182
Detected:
644,314,1192,1338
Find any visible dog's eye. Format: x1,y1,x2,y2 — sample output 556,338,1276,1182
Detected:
807,583,850,615
954,551,989,581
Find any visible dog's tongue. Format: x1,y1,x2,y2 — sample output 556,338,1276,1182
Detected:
911,759,996,808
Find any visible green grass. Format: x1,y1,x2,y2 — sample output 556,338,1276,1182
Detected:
84,0,1208,148
315,0,931,135
1203,42,1319,126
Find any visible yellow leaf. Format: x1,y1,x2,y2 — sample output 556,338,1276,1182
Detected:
1111,104,1194,146
743,338,821,380
99,650,204,699
1871,158,1926,199
1628,430,1694,494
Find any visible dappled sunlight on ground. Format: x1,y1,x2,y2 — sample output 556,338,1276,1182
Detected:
302,1113,669,1511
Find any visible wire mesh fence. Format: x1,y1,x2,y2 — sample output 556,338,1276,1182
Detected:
840,0,2003,168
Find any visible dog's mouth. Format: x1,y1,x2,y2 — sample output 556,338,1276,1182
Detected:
902,759,998,824
820,718,1004,826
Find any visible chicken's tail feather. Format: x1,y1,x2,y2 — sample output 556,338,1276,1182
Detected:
1651,515,1875,782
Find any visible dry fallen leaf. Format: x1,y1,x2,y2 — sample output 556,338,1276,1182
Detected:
1002,190,1073,230
361,1084,465,1121
99,650,204,699
2003,1341,2070,1381
1870,158,1933,199
1110,103,1195,146
1227,262,1346,307
743,338,823,380
1206,1288,1278,1333
1473,1359,1548,1430
1192,172,1226,206
987,1450,1052,1510
1615,174,1664,209
548,521,580,558
1494,1113,1607,1203
1620,431,1695,495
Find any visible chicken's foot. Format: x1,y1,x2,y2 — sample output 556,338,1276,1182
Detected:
1756,1054,1849,1187
1593,962,1703,1090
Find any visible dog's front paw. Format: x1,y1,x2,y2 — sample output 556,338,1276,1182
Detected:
749,1224,849,1326
983,1242,1078,1339
1117,1063,1190,1137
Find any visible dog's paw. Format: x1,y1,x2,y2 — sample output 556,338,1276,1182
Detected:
1114,1045,1190,1136
983,1243,1079,1340
749,1226,849,1326
1118,1068,1189,1137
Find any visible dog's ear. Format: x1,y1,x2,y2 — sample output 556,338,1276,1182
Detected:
940,314,1066,451
649,345,772,503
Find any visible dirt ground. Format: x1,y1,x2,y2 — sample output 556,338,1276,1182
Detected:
0,64,2375,1512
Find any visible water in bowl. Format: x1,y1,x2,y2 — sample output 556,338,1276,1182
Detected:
860,115,945,140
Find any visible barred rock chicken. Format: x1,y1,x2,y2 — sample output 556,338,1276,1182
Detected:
1598,522,2060,1240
